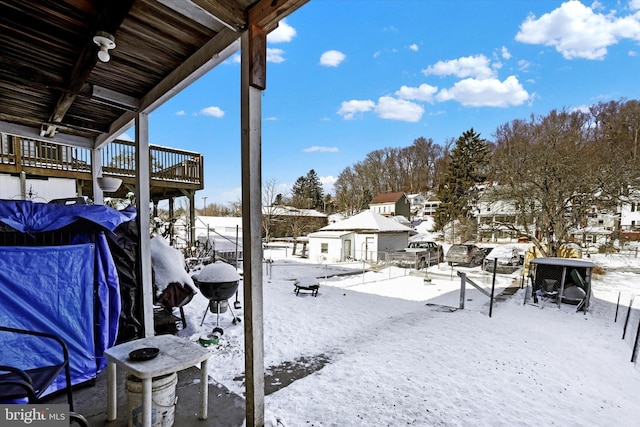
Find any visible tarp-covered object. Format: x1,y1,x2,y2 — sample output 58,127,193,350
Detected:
0,245,96,392
0,200,134,396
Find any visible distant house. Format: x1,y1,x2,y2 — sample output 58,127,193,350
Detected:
307,210,414,263
369,192,410,220
262,205,328,239
407,193,425,217
619,190,640,241
422,194,441,217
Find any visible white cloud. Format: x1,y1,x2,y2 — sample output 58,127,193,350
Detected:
435,75,530,107
422,54,496,79
199,106,225,118
303,146,339,153
395,83,438,102
337,100,375,120
320,50,346,67
409,43,419,51
632,0,640,11
517,59,532,72
268,20,296,43
175,110,186,116
630,50,638,56
320,175,337,194
374,96,424,122
501,46,512,60
265,117,278,121
267,48,286,63
515,1,640,60
572,105,591,114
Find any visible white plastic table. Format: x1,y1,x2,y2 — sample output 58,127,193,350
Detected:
103,334,210,427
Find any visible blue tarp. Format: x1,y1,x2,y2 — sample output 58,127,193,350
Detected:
0,200,135,395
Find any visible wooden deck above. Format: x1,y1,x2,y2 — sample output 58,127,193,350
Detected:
0,135,203,202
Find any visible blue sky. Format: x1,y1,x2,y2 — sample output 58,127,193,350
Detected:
127,0,640,208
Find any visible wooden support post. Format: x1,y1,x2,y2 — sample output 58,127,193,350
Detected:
135,112,154,337
241,29,265,427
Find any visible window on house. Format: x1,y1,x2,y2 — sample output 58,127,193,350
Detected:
321,243,328,253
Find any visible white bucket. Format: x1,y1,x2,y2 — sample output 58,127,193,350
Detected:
125,372,178,427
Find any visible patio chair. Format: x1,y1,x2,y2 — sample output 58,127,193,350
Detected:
0,326,73,411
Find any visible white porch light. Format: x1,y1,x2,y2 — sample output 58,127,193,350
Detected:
93,31,116,62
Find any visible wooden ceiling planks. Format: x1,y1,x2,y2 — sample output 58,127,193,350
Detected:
0,0,307,147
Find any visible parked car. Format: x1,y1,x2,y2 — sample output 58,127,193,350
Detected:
445,244,485,267
482,245,523,273
388,241,444,269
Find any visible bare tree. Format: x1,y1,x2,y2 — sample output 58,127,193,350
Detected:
491,109,606,255
262,178,281,242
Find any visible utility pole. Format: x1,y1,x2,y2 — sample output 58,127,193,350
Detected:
202,196,208,216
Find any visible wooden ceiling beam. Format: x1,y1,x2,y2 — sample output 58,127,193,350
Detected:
191,0,246,31
157,0,224,30
0,119,94,149
248,0,310,32
42,0,136,138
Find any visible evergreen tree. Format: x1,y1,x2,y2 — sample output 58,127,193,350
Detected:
291,169,324,209
435,128,490,231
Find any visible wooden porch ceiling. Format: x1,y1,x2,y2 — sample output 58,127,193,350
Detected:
0,0,308,149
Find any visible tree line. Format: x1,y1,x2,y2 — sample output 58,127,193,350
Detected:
333,99,640,250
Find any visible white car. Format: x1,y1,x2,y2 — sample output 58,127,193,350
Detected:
482,246,523,273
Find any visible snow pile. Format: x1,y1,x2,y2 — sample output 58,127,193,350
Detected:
193,261,240,283
150,236,196,295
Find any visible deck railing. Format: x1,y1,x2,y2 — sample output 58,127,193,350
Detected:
0,136,203,185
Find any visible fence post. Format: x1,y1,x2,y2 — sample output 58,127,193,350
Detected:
489,261,497,318
631,317,640,363
622,296,634,340
459,272,466,310
614,292,621,322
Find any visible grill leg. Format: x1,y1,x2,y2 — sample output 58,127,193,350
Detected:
227,302,240,323
200,303,210,326
215,301,220,327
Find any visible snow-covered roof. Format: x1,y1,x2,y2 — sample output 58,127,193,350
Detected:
307,230,353,239
530,257,595,268
320,210,413,233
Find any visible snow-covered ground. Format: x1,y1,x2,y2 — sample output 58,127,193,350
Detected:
160,239,640,426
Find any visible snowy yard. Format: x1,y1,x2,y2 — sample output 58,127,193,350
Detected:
172,246,640,426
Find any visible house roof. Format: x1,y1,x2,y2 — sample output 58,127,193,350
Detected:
370,192,406,205
0,0,308,149
307,230,352,239
320,210,413,233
